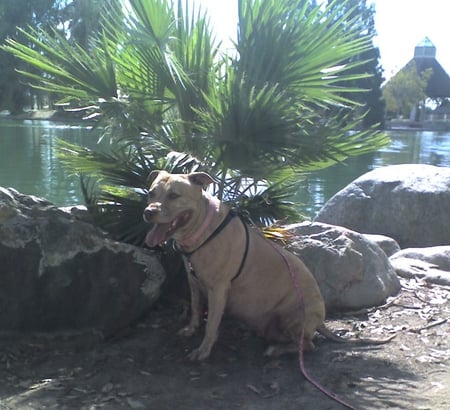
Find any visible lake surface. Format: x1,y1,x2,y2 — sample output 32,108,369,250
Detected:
1,118,449,217
0,119,104,207
298,129,450,216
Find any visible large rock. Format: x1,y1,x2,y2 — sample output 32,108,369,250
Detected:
363,234,401,257
315,164,450,248
390,246,450,286
285,222,401,312
0,187,165,335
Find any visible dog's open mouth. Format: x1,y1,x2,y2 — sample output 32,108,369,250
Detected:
145,210,191,248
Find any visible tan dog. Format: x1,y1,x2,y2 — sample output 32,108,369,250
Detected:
143,171,391,360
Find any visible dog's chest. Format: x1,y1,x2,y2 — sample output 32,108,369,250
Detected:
183,248,238,285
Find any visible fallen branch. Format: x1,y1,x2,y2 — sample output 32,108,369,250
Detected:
339,294,404,316
408,318,449,334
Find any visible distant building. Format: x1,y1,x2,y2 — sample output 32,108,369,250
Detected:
408,37,450,99
385,38,450,129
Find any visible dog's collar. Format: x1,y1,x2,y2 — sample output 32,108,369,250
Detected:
176,208,250,283
176,209,237,257
175,194,221,251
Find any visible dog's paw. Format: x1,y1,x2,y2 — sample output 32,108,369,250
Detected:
177,326,197,337
188,345,211,361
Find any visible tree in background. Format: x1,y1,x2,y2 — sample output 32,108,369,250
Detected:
0,0,65,112
326,0,385,128
0,0,102,113
3,0,389,243
62,0,103,49
383,62,432,118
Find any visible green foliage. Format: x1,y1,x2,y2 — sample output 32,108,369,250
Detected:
63,0,103,49
383,61,433,118
0,0,103,112
3,0,389,244
0,0,63,112
325,0,385,128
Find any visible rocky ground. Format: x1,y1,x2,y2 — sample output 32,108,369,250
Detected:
0,276,449,410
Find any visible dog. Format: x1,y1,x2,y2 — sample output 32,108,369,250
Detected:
143,171,393,360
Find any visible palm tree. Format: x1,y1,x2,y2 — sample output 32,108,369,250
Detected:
3,0,389,244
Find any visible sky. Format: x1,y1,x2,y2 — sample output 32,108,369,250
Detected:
198,0,450,82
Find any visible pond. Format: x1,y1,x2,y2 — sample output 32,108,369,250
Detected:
0,119,105,207
1,118,449,218
297,129,450,216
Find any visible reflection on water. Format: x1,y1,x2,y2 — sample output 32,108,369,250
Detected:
292,130,450,217
1,120,450,215
0,119,102,206
375,131,450,167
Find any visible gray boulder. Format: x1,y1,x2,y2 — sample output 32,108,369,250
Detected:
363,234,401,257
0,187,165,335
390,246,450,286
285,222,401,312
315,164,450,248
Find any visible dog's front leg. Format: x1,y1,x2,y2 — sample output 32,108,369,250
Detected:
178,272,203,337
188,284,229,361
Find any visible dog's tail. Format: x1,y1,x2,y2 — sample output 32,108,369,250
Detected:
317,324,396,345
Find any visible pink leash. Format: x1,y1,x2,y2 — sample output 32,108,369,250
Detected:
266,239,357,410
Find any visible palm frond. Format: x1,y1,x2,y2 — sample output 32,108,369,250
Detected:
5,27,118,101
2,0,389,240
236,0,372,105
261,226,294,245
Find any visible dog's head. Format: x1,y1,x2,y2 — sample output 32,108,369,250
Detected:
143,170,214,247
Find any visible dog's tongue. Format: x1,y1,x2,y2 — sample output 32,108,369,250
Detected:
145,223,171,248
144,211,192,248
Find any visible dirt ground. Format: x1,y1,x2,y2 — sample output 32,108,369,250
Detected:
1,276,449,410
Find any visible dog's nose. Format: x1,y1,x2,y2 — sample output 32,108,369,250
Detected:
143,207,158,222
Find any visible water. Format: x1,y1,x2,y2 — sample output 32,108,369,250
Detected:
300,130,450,216
0,119,103,206
1,119,449,217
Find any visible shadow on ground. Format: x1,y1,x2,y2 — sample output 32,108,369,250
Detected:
1,279,449,410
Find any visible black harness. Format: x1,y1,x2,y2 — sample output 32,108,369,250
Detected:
175,210,250,282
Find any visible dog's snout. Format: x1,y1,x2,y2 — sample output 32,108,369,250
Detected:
143,206,159,222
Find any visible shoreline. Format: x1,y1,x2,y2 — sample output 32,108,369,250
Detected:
386,119,450,132
3,111,450,132
1,110,83,122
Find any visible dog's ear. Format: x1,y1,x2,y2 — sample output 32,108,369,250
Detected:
147,170,162,186
188,172,215,187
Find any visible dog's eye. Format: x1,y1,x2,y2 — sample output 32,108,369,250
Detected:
167,192,180,200
147,190,155,200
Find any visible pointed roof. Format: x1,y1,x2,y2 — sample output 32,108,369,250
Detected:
414,36,436,58
413,58,450,98
409,37,450,99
